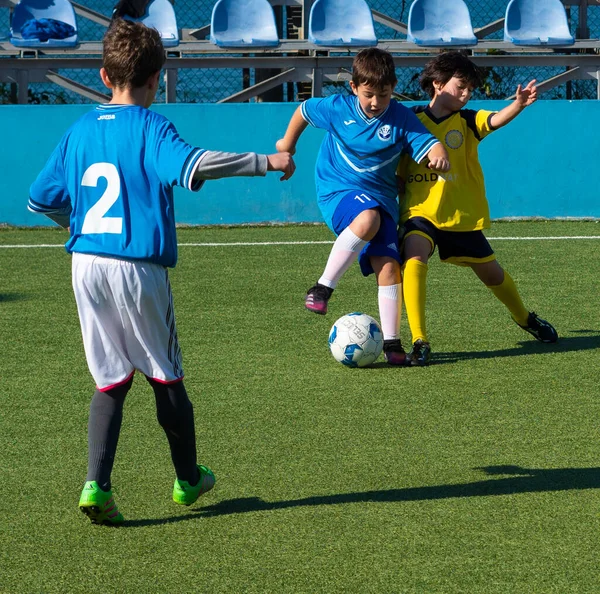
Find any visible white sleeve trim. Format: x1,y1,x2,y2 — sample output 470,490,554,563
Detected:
184,148,207,191
414,139,441,164
300,102,315,127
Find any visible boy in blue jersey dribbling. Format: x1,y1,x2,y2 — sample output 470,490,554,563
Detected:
276,48,450,365
27,19,295,525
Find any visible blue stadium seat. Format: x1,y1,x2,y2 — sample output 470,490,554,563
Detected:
121,0,179,47
122,0,179,48
210,0,280,48
10,0,78,48
308,0,377,47
504,0,574,46
407,0,477,47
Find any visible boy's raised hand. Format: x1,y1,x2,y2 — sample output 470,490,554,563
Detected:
490,80,537,129
426,143,451,173
515,79,537,107
267,152,296,181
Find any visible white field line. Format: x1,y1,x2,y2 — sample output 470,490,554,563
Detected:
2,236,600,249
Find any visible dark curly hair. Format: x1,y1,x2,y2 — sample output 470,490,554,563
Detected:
420,51,482,98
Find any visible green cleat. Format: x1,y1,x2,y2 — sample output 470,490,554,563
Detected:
173,464,216,506
79,481,124,525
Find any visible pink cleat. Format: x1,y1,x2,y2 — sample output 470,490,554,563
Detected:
383,339,407,366
305,283,334,315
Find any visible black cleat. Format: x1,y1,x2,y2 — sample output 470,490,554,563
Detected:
516,312,558,343
407,339,431,366
305,283,334,315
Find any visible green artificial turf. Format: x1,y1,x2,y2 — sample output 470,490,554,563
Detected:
0,222,598,593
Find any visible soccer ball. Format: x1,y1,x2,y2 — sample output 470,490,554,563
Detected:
328,312,384,368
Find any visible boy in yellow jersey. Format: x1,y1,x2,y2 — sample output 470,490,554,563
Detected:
397,51,557,366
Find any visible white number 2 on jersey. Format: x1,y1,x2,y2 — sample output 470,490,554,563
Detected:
81,162,122,234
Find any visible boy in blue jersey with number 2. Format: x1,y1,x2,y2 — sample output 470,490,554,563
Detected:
277,48,450,365
27,19,295,525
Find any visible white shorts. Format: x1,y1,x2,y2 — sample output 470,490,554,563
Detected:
72,252,184,391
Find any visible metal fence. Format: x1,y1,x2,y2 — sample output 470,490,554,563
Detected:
2,0,600,104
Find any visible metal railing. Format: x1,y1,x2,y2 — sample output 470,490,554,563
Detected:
2,0,600,103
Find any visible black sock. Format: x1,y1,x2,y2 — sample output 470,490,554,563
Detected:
86,377,132,491
148,378,199,483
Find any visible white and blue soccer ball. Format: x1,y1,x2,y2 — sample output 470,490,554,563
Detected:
328,312,384,368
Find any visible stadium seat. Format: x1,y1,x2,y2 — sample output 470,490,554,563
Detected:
504,0,574,46
407,0,477,47
210,0,280,48
10,0,78,48
308,0,377,47
122,0,179,48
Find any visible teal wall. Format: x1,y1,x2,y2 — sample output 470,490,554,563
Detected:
1,101,598,227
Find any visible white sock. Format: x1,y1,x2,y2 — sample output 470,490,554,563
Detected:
378,284,401,340
318,227,367,289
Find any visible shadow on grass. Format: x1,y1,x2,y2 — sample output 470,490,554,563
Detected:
432,333,600,365
366,333,600,369
0,292,27,303
123,465,600,526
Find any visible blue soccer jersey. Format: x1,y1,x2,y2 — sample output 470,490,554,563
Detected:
301,94,439,228
28,104,205,267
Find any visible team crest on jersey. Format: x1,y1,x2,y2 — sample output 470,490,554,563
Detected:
377,124,392,141
445,130,463,149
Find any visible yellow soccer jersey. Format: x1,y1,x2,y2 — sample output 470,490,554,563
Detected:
397,106,496,231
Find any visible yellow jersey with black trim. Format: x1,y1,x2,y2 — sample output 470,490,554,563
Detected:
397,106,496,231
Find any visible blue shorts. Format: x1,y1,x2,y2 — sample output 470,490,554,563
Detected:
331,190,401,277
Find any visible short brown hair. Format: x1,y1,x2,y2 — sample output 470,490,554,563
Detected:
351,48,398,90
103,19,166,89
420,51,482,98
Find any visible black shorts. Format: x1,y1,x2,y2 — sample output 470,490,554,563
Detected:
400,217,496,266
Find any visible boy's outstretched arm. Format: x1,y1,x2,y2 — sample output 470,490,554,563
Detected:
424,142,451,172
276,106,309,155
490,79,537,129
193,150,295,182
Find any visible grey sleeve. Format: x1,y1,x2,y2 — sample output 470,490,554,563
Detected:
192,150,268,180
